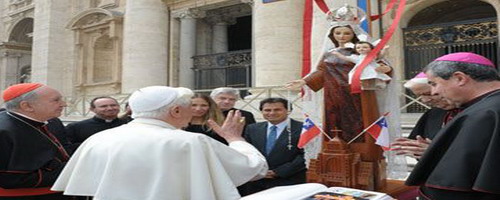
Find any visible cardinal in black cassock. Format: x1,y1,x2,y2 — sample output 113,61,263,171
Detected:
0,83,72,200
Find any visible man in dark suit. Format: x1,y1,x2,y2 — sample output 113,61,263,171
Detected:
241,97,305,195
66,96,125,145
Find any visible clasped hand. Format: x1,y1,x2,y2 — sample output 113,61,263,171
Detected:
391,136,431,159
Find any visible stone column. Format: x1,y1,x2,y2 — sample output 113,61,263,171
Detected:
32,0,72,93
253,0,303,87
173,9,205,88
122,0,169,93
168,14,181,86
212,22,229,53
206,12,236,53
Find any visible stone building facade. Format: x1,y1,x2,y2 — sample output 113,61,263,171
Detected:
0,0,498,113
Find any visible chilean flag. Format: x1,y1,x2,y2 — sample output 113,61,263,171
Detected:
298,116,321,148
366,117,391,151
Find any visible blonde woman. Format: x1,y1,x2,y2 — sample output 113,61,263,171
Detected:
185,93,227,144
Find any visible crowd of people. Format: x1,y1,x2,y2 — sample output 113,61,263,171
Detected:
0,83,309,199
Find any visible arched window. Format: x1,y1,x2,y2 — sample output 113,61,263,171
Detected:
67,8,123,94
9,18,33,44
4,18,33,86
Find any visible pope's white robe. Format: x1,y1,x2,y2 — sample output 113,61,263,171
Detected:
52,118,268,200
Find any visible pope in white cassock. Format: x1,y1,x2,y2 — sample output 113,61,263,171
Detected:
51,86,268,200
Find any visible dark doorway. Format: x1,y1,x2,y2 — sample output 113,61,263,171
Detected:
193,14,252,91
228,16,252,51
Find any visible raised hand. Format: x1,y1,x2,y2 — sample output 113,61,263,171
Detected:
207,110,245,143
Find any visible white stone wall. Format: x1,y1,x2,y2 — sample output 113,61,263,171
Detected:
253,0,303,87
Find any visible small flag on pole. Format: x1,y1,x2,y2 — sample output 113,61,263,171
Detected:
366,116,391,151
298,116,321,148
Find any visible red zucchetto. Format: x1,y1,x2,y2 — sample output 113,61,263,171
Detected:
2,83,44,102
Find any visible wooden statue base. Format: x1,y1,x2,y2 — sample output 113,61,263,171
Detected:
307,135,386,190
306,137,418,199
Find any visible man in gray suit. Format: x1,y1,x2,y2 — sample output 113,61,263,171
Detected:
240,97,305,196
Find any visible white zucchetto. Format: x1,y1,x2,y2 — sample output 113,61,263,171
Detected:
129,86,193,112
